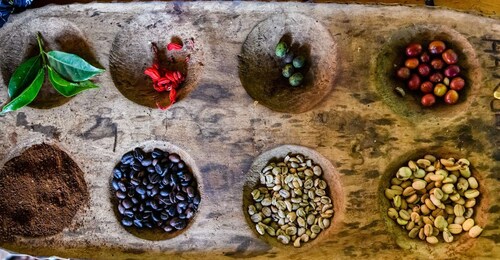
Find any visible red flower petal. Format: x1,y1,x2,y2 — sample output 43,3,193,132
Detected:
169,88,177,104
167,43,183,51
144,67,161,82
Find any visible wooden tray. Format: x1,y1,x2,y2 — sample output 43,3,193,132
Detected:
0,2,499,259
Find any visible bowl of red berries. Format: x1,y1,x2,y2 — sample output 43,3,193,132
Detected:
395,40,466,107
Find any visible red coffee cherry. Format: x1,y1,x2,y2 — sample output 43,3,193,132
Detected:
421,94,436,107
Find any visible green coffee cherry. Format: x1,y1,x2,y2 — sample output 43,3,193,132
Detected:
275,42,288,58
292,56,305,68
282,64,294,78
289,72,303,87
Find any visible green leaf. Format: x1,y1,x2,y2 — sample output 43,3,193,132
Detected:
47,50,104,82
1,68,45,114
8,55,42,99
48,66,99,97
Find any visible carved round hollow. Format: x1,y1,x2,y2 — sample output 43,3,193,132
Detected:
239,14,337,114
109,12,204,109
110,140,202,241
0,141,89,242
0,17,101,109
378,147,489,255
242,145,344,248
374,24,481,120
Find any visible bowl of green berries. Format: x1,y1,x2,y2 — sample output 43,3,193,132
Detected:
239,14,337,113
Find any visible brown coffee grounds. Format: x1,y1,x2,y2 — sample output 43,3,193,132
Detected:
0,143,89,241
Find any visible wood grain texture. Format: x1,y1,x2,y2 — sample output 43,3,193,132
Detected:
0,2,498,259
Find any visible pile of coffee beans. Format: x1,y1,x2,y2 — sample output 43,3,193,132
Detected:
248,153,334,248
384,155,483,244
112,147,200,233
395,40,466,107
275,41,306,87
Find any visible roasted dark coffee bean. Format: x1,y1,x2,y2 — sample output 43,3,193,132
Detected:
177,204,185,214
136,186,146,195
177,161,185,169
122,217,133,227
118,181,127,192
122,199,133,209
185,208,194,219
130,178,140,186
112,179,120,191
177,201,188,209
128,188,136,197
181,181,190,187
131,162,143,171
147,166,155,173
142,178,148,186
149,173,160,184
124,209,134,218
160,190,170,197
161,211,170,220
146,183,154,190
184,173,193,182
152,159,158,166
176,194,186,201
163,225,173,232
160,167,169,177
162,176,169,186
131,197,139,205
113,167,122,179
119,164,130,172
116,191,127,199
170,175,178,185
155,164,163,175
186,187,195,198
141,157,152,167
151,186,159,197
138,203,145,212
121,152,134,164
152,148,164,159
118,204,125,214
170,218,186,230
168,153,181,163
134,147,146,161
133,219,143,228
144,222,153,228
152,212,161,222
150,200,158,210
193,195,201,205
167,206,176,217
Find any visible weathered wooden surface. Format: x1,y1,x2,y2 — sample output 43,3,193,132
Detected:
0,2,499,259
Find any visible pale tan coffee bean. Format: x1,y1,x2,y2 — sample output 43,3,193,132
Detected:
468,177,479,189
454,216,466,225
426,236,439,244
443,229,454,243
462,219,475,231
469,225,483,238
448,224,463,234
409,227,420,238
464,189,480,199
412,179,427,190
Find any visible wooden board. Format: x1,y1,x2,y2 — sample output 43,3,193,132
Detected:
0,2,499,259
